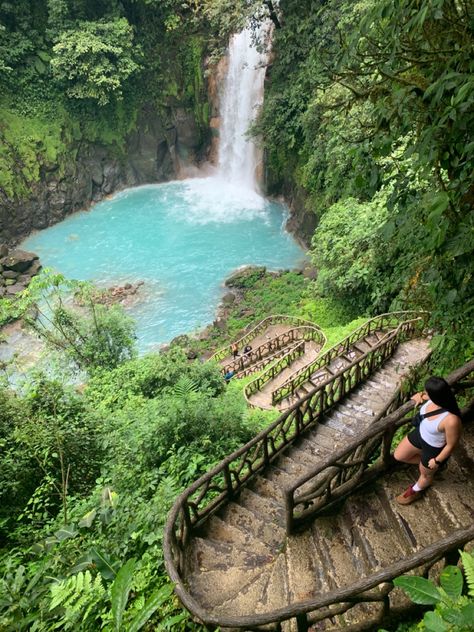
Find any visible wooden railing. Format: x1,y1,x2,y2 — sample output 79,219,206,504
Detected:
210,315,322,362
163,314,426,598
221,325,325,376
164,356,474,632
271,311,429,405
234,342,302,379
285,357,474,533
167,527,474,631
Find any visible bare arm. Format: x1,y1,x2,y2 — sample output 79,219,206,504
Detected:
428,416,462,469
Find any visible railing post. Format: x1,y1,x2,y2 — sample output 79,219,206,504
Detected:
263,435,270,466
296,613,309,632
223,463,233,499
285,489,294,536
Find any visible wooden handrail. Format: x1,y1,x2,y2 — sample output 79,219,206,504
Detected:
210,315,323,362
221,325,325,376
168,526,474,628
163,312,432,631
285,357,474,533
271,311,429,405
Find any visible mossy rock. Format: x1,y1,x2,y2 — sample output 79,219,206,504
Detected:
225,266,267,289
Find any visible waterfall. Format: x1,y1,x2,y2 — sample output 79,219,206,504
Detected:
217,26,270,192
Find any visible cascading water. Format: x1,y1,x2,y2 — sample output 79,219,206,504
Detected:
15,22,302,357
217,26,270,191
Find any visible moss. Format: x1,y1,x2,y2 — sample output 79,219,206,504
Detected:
0,107,65,198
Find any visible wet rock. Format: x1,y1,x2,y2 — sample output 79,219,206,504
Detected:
27,260,42,276
18,274,32,285
170,334,190,348
222,292,236,306
6,283,26,294
213,318,227,331
1,249,39,273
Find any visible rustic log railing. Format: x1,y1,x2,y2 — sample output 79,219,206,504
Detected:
210,315,322,362
163,356,474,632
166,527,474,630
163,314,427,603
271,311,429,405
234,341,303,379
221,325,325,376
285,358,474,534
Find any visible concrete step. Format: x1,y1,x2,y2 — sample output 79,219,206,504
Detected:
199,514,275,556
213,564,272,618
218,501,285,553
187,565,266,610
186,536,274,574
255,553,289,614
238,487,285,525
250,475,285,504
275,454,311,478
286,530,329,603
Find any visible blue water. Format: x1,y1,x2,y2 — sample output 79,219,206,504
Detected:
21,178,304,351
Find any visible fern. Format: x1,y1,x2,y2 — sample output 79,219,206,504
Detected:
461,550,474,597
49,571,105,629
173,376,199,397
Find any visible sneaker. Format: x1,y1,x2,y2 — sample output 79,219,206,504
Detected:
395,485,424,505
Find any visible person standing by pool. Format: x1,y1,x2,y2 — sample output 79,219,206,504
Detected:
231,343,239,359
394,376,462,505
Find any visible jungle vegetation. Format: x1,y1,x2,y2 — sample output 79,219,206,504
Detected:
1,0,473,630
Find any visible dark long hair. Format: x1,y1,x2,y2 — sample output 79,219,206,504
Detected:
425,376,461,417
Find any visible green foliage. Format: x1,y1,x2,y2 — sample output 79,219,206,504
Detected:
24,272,137,374
256,0,474,366
392,552,474,631
310,192,389,315
51,18,140,105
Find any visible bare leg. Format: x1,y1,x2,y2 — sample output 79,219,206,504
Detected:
415,461,436,490
394,436,422,465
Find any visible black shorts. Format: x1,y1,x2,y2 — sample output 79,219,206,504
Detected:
407,426,446,468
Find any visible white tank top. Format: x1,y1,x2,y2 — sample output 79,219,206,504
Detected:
419,400,449,447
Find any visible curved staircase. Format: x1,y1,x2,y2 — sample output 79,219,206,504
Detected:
165,316,474,631
211,316,326,379
246,312,427,410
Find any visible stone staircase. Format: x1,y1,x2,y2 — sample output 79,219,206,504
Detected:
278,330,390,410
246,318,411,411
178,339,474,629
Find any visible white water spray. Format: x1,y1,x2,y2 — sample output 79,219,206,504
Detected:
217,26,270,191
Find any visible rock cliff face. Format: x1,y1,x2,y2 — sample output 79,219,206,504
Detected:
0,104,205,245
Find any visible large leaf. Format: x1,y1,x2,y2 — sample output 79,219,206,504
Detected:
440,565,463,600
128,584,174,632
78,508,97,528
393,576,442,605
89,548,120,581
111,558,136,632
422,611,448,632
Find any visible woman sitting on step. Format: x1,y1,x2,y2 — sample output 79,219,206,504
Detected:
394,376,462,505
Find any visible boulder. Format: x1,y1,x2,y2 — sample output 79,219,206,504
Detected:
2,270,19,280
0,245,7,257
222,292,236,306
225,266,266,289
213,318,227,331
1,249,39,273
27,260,43,276
5,283,26,295
18,274,32,286
4,278,16,286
